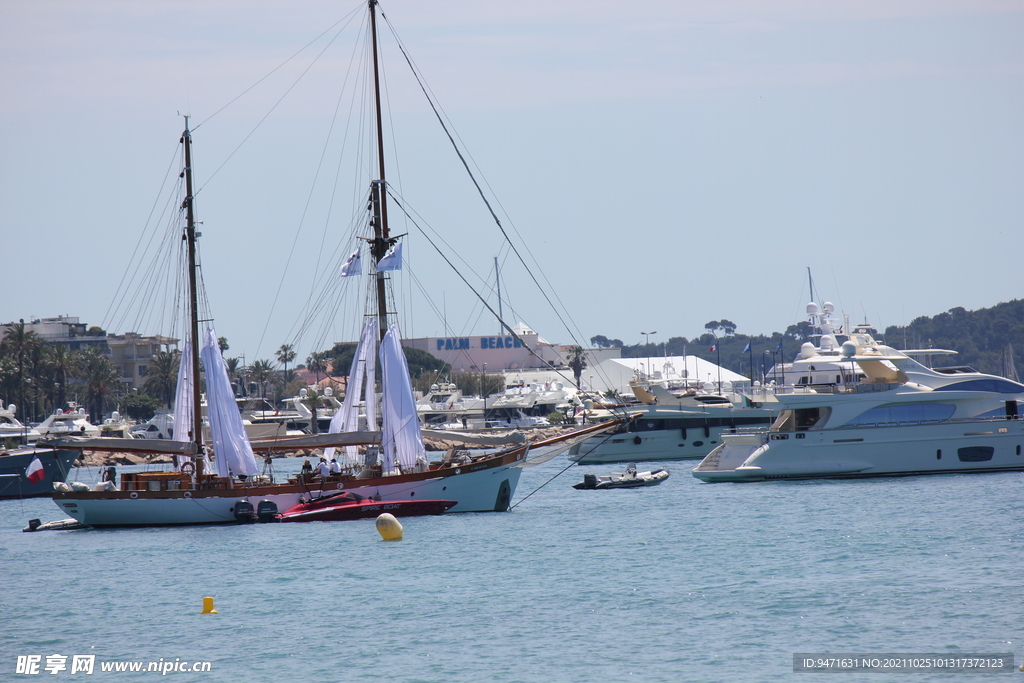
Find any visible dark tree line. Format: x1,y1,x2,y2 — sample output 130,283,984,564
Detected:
592,299,1024,379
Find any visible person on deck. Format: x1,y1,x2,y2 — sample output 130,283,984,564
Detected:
329,458,341,475
315,457,331,478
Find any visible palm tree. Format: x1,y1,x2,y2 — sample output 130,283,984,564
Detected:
36,343,79,414
144,350,181,407
78,346,122,424
300,387,322,435
306,351,329,384
225,357,243,396
247,359,276,401
567,346,587,389
0,322,42,417
276,343,296,378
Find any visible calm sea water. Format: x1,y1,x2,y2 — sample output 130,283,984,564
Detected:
2,456,1021,682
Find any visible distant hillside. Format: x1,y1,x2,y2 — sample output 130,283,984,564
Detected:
882,299,1024,376
616,300,1024,379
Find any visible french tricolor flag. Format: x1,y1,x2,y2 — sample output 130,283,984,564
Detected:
709,344,716,352
25,456,45,484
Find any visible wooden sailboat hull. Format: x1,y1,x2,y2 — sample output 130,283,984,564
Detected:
50,447,525,527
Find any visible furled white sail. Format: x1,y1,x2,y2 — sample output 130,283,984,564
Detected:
325,318,378,463
171,341,194,448
200,328,260,477
363,323,378,434
379,324,427,473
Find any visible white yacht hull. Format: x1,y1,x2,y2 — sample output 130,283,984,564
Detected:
568,408,774,464
693,420,1024,482
569,428,725,463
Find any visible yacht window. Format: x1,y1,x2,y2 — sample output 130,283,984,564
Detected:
634,420,664,432
794,407,829,430
934,379,1024,394
958,446,994,462
844,403,956,427
974,402,1020,420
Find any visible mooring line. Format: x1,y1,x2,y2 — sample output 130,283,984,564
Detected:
509,460,577,510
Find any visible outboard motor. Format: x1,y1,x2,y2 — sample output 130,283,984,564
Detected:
256,500,279,523
582,473,598,489
233,500,255,523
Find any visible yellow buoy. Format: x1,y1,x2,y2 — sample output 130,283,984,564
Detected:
200,597,218,614
375,513,403,541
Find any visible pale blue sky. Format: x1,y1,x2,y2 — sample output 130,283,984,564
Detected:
2,0,1021,364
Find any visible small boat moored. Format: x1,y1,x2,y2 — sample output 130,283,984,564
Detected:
573,463,670,490
273,490,457,522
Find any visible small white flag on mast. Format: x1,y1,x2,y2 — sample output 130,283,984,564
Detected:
376,242,402,272
340,249,361,277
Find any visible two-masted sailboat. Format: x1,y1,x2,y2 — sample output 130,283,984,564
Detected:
45,1,619,527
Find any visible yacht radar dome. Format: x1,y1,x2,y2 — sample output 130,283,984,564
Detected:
806,302,820,317
841,341,858,358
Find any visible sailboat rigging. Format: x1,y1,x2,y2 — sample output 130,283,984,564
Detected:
41,0,625,527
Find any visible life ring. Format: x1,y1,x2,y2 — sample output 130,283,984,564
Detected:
183,491,192,498
181,462,195,475
129,492,139,499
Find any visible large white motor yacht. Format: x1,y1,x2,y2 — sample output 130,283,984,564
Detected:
0,404,40,446
693,336,1024,482
34,404,101,438
568,384,774,464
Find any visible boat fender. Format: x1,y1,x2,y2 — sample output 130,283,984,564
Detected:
233,500,255,523
633,435,642,445
704,425,710,438
256,500,279,523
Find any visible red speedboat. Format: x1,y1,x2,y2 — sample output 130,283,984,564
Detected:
276,491,456,522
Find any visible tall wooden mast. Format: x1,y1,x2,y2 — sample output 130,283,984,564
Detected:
369,0,391,342
181,117,204,469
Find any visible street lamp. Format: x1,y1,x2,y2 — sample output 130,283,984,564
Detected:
640,331,657,378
